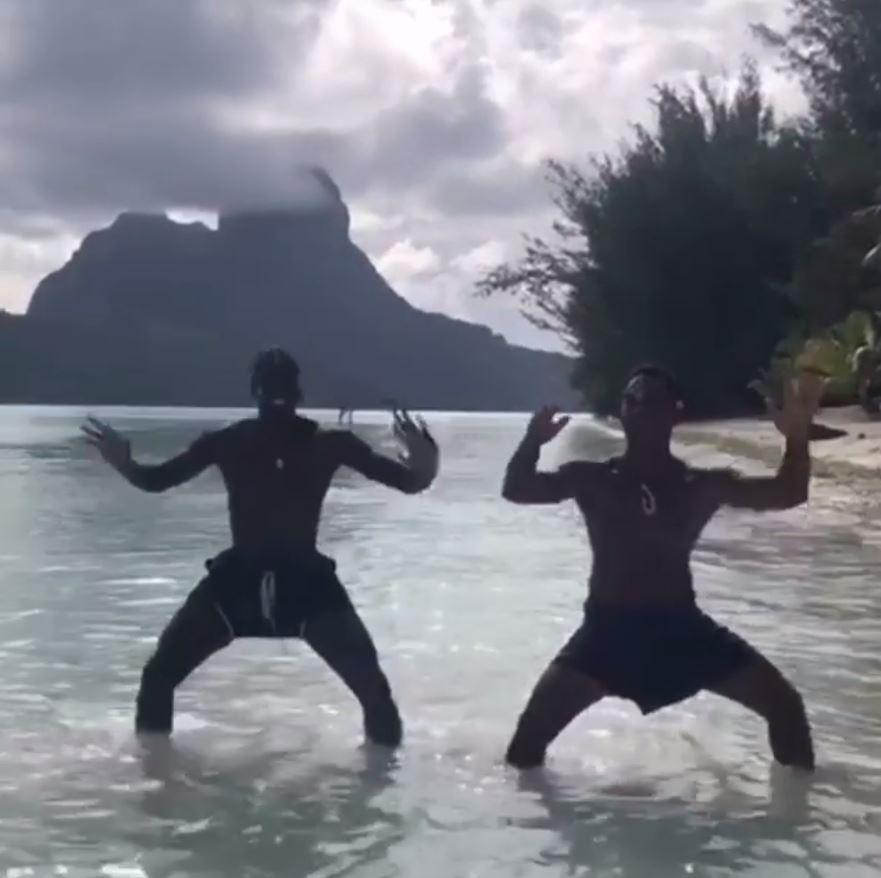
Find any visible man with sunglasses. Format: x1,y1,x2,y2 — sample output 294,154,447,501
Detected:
502,364,822,771
83,348,439,747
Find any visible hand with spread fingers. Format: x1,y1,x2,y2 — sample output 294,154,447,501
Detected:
392,408,439,491
525,405,571,447
80,416,133,473
769,371,826,443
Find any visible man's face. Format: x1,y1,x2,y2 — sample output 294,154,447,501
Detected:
253,367,301,410
620,372,680,437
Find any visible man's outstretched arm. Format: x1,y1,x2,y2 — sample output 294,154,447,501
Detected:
502,406,590,504
338,411,439,495
711,372,822,512
81,417,217,493
711,437,809,511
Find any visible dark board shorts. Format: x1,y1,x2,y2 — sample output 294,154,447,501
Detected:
196,547,353,639
555,601,758,714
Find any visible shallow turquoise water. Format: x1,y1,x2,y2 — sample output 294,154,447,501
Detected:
1,406,880,877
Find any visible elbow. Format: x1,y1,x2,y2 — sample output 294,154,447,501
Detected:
122,462,169,494
401,455,438,495
502,479,525,504
789,471,810,507
133,481,167,494
128,474,171,494
401,470,434,495
778,481,808,509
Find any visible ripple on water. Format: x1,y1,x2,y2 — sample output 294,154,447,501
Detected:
0,410,880,877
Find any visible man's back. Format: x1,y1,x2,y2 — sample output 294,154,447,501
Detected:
183,415,431,557
209,416,342,555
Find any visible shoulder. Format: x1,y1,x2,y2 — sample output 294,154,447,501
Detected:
689,465,739,485
194,420,250,455
215,419,253,442
558,459,609,490
318,428,370,460
685,465,741,503
319,427,358,446
562,459,608,475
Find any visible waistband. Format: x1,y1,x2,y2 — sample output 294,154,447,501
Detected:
207,546,336,573
584,596,700,620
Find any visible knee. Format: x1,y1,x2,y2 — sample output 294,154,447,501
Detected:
139,653,181,693
505,716,546,770
770,680,808,726
767,681,814,771
506,737,545,770
364,696,402,748
353,657,393,708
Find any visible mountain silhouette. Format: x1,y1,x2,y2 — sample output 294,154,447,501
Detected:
8,171,575,410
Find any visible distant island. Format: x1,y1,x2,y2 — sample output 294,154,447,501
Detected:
0,170,575,411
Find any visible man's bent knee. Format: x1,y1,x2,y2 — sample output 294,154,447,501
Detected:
768,680,814,771
360,668,402,747
135,655,181,734
505,711,549,769
506,730,546,769
364,699,403,748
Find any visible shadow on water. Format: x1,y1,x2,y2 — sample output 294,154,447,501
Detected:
122,737,404,878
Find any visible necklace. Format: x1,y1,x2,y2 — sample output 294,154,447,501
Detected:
640,483,657,516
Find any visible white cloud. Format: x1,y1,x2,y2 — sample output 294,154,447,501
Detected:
452,240,510,274
0,0,804,352
377,239,442,283
0,227,80,312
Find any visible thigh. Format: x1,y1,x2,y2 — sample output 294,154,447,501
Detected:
707,647,798,719
148,585,233,684
303,606,388,697
516,661,606,739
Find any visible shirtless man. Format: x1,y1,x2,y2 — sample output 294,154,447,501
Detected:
502,364,821,771
82,348,439,747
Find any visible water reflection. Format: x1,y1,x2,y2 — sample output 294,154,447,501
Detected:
516,762,881,877
130,738,402,878
1,407,881,877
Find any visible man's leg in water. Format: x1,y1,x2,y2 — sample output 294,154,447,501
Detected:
304,607,403,748
136,590,232,734
709,652,815,771
506,662,606,769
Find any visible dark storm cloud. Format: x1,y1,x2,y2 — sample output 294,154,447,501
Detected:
0,0,792,329
427,162,549,217
344,67,509,192
3,1,287,103
0,0,333,214
0,0,510,217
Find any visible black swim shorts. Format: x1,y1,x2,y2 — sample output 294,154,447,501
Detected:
195,548,353,639
555,601,758,714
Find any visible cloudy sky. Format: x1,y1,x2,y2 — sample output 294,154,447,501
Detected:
0,0,803,349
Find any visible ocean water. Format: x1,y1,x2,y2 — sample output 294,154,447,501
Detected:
1,406,880,878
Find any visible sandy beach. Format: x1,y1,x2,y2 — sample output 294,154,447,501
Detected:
677,405,881,480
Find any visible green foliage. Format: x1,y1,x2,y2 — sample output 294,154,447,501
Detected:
480,0,881,415
751,310,875,406
755,0,881,141
480,68,824,416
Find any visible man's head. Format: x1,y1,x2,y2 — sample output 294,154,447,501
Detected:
620,364,683,441
250,347,302,416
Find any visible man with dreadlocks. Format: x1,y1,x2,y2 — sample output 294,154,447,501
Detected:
82,348,438,747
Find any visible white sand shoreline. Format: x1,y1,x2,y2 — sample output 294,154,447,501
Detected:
677,406,881,479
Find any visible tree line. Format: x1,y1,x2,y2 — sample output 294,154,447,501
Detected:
480,0,881,417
